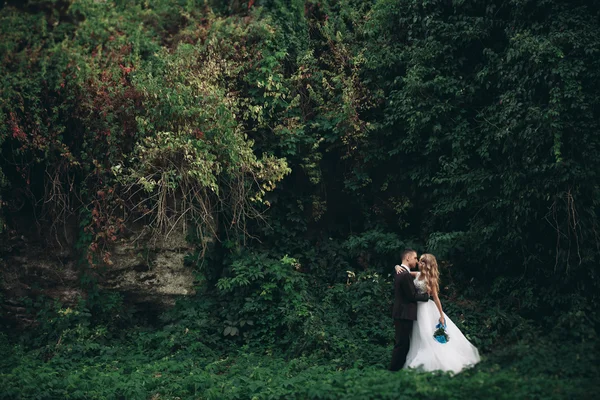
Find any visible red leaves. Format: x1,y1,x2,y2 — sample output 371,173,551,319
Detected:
11,124,26,141
9,113,27,141
86,195,126,268
193,129,205,139
119,64,132,75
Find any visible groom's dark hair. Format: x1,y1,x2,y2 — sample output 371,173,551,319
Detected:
400,248,416,261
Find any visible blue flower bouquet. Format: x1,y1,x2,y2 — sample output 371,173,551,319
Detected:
433,322,449,343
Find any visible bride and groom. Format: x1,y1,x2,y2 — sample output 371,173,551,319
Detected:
389,249,480,373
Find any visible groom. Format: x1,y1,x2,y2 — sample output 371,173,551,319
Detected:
389,248,430,371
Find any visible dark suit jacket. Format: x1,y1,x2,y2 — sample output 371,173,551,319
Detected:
392,269,429,320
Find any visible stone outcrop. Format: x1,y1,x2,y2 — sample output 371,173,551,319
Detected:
0,226,196,327
102,228,196,307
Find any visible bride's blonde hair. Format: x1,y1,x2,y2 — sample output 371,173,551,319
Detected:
419,253,440,295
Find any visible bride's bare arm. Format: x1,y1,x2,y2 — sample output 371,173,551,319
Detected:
432,291,445,325
395,266,418,278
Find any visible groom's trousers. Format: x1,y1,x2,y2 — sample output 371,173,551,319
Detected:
389,319,413,371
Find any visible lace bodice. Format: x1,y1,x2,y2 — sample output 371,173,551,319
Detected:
414,272,428,294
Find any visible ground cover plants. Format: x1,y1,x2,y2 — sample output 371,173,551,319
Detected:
1,0,599,398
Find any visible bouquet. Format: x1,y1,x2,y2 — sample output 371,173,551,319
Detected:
433,321,449,344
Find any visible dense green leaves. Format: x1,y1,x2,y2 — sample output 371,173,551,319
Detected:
3,0,597,285
1,1,600,398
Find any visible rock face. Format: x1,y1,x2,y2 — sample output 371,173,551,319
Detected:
0,237,84,327
103,229,197,307
0,226,196,327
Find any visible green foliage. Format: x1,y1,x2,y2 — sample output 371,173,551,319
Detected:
1,1,599,398
357,0,600,291
17,290,131,351
2,0,598,292
302,270,394,364
0,0,290,265
215,252,310,348
343,229,415,274
0,318,598,399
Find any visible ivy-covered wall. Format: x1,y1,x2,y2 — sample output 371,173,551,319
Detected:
1,1,599,398
2,0,599,318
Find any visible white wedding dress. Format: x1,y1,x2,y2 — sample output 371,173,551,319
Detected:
403,273,481,373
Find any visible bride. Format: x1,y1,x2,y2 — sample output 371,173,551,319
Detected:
403,253,481,373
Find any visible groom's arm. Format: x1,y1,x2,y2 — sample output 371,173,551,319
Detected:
397,273,429,302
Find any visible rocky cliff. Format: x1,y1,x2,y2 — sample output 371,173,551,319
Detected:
0,221,196,327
